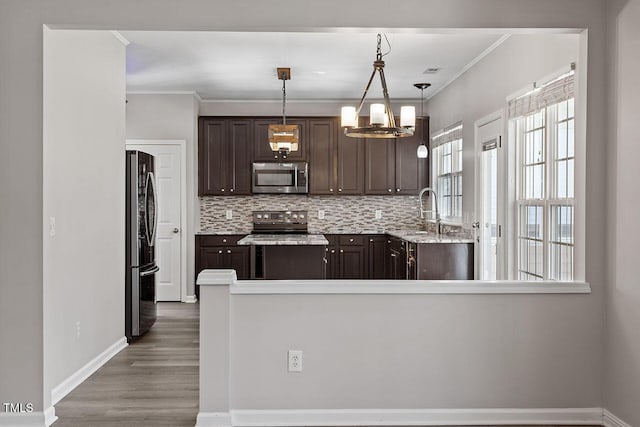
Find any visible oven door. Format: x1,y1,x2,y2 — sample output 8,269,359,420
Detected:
252,162,307,194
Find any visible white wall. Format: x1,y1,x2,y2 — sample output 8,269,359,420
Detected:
0,0,608,418
604,0,640,425
425,34,579,225
126,93,199,298
43,28,127,410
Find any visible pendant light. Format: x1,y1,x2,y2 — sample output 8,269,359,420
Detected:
414,83,431,158
268,68,299,154
341,34,415,139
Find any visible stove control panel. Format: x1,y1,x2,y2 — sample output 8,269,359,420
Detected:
253,210,307,225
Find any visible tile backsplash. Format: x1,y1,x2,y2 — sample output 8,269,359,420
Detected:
199,195,426,233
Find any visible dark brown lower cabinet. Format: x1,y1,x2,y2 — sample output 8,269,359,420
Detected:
195,235,251,297
326,234,372,279
257,245,326,280
387,237,408,280
367,235,387,279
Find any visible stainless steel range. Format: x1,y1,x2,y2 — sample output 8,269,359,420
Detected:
238,210,328,280
252,210,308,234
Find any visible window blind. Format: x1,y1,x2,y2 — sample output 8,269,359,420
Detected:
431,121,463,148
508,68,575,118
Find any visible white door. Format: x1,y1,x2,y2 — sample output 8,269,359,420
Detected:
475,113,504,280
127,142,183,301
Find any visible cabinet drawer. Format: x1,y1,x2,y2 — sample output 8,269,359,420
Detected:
338,235,365,246
197,234,246,247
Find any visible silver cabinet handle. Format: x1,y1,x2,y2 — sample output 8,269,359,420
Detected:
140,265,159,277
387,189,392,193
391,253,396,257
227,249,231,254
222,238,227,243
218,250,223,254
331,249,335,253
173,227,179,233
330,188,333,192
396,188,400,192
340,249,344,253
230,188,234,192
338,188,342,192
369,239,373,242
349,238,354,242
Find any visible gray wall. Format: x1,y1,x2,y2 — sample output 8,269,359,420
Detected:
42,29,126,410
604,0,640,425
0,0,608,417
126,93,200,297
228,292,601,409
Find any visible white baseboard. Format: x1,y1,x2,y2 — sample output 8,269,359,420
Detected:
196,412,232,427
183,295,198,303
0,411,45,427
50,337,127,406
196,407,604,427
603,409,631,427
44,407,57,426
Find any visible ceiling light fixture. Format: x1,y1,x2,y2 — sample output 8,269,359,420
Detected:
269,67,299,155
341,34,415,139
414,83,431,158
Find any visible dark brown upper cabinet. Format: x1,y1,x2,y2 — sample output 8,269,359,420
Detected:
253,117,308,162
364,116,429,195
198,117,253,196
309,118,365,196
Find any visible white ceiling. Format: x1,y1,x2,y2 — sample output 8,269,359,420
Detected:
121,31,508,101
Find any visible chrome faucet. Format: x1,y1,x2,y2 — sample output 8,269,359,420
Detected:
418,187,441,233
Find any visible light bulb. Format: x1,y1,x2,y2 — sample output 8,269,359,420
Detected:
417,143,428,159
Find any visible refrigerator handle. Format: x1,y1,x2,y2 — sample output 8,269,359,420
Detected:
148,171,158,246
140,264,160,277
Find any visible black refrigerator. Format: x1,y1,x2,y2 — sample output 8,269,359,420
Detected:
125,150,158,341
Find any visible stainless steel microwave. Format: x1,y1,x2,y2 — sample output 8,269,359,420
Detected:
252,162,308,194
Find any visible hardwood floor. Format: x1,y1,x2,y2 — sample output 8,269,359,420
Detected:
55,302,199,427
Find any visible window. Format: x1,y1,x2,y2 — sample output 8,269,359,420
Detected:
511,70,575,281
431,122,463,221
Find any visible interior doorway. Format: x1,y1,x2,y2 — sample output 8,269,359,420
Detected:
475,111,505,280
127,140,187,301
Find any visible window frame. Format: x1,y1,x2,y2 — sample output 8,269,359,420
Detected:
431,128,463,223
514,99,575,281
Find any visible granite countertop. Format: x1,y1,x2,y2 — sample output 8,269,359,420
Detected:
237,234,329,246
386,230,475,244
196,231,251,235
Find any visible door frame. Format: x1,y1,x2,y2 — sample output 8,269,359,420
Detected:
474,110,506,280
126,139,189,302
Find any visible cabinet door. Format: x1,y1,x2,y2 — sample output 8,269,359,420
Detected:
253,118,282,161
338,245,366,279
325,246,338,279
367,235,387,279
365,138,396,195
198,119,228,196
226,246,250,279
228,119,253,195
395,117,429,195
337,128,364,195
199,246,226,271
309,118,336,195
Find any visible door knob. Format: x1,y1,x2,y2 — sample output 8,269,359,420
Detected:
173,227,180,233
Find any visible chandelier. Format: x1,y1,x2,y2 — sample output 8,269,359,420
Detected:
341,34,415,138
268,67,299,154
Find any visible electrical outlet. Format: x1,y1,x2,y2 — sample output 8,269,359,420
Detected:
288,350,303,372
75,321,81,341
375,210,382,220
318,210,325,220
49,217,56,237
225,209,233,220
